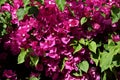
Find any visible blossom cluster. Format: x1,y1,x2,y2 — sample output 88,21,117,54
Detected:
0,0,120,80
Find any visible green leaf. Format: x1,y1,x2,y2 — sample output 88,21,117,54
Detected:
0,11,11,24
79,38,85,45
24,6,31,14
80,17,87,25
104,44,109,51
60,57,68,71
16,7,30,20
29,77,39,80
100,51,114,72
108,39,115,46
90,51,100,66
23,0,30,7
73,72,80,76
78,60,89,73
30,56,39,66
87,26,93,31
116,41,120,54
85,39,90,45
38,0,44,4
103,72,107,80
0,24,7,36
4,11,11,22
112,54,120,67
73,44,82,54
73,70,82,77
17,8,25,21
101,12,106,18
1,25,7,36
7,0,13,5
0,0,7,5
0,15,6,24
97,42,102,47
18,48,28,64
3,24,7,29
100,41,120,72
111,6,120,24
88,41,97,53
56,0,66,11
116,41,120,45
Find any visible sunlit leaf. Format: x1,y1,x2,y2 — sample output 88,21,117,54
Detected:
30,56,39,66
73,44,82,54
90,51,100,66
17,8,25,21
23,0,30,7
103,72,107,80
0,0,7,5
60,57,68,71
56,0,66,11
18,48,29,64
81,17,87,25
29,76,39,80
78,60,89,73
100,51,113,72
88,41,97,53
111,6,120,24
73,70,82,77
79,38,85,45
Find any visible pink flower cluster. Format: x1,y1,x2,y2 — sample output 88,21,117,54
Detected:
1,0,120,80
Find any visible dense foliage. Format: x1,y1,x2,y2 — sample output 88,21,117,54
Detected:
0,0,120,80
